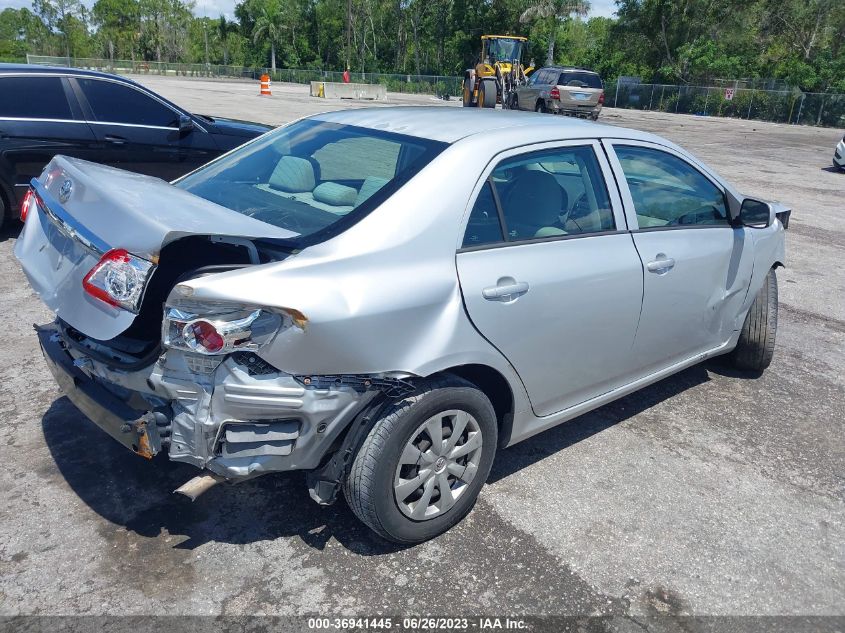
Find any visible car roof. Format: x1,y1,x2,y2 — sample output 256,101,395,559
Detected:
539,66,599,74
312,106,660,145
0,63,137,82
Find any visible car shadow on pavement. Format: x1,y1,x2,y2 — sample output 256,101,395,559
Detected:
489,363,713,483
0,221,21,242
40,397,407,556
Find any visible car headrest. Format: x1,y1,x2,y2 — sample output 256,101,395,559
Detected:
313,182,358,207
503,170,565,227
269,156,315,193
356,176,389,206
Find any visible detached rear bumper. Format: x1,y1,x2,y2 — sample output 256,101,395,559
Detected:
37,324,158,458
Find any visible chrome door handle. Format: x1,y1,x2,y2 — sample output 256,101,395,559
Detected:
482,281,530,301
104,135,127,145
646,255,675,274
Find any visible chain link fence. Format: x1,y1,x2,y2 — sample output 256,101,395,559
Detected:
606,82,845,127
25,55,463,98
26,55,845,128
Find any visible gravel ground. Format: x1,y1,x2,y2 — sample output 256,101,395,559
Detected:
0,77,842,625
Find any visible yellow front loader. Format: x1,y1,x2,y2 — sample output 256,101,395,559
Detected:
462,35,534,109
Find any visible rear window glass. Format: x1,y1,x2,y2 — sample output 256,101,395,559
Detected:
0,76,73,119
558,72,603,89
175,119,446,246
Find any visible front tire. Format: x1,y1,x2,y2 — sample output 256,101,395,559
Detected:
478,79,497,109
729,268,778,372
344,375,497,544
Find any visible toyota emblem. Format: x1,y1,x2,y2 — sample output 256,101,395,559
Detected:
59,179,73,203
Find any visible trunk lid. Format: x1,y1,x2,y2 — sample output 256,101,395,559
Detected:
557,85,602,108
14,155,297,341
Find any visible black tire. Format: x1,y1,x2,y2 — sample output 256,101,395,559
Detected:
590,112,600,121
478,79,497,108
344,375,498,544
535,99,547,113
0,193,6,232
462,80,474,107
729,268,778,372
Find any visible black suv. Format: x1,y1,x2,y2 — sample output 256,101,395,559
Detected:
0,64,272,227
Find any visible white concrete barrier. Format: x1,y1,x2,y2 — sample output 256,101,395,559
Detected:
310,81,387,101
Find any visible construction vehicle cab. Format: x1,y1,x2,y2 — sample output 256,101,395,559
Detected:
463,35,533,109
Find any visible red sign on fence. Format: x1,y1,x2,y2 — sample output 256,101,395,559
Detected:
724,88,735,101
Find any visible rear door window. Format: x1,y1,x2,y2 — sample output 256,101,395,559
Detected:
77,78,180,128
0,76,73,120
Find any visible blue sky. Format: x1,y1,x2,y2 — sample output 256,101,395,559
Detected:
1,0,617,20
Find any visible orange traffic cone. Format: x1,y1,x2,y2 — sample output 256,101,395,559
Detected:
259,74,271,96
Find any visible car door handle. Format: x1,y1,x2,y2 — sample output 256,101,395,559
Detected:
104,135,128,145
646,255,676,274
482,281,530,301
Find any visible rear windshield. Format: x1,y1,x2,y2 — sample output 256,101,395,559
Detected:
558,72,603,89
175,119,446,247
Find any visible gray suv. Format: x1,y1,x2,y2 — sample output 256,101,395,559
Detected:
512,66,604,119
16,108,789,544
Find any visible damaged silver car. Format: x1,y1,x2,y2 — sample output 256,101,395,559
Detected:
15,107,789,543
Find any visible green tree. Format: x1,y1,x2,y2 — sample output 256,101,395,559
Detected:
519,0,590,66
252,0,286,71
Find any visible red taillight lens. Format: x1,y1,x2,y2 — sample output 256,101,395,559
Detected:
82,248,155,312
183,320,225,353
599,91,605,105
20,189,35,223
550,87,560,100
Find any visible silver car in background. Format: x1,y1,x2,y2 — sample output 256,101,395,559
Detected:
834,133,845,171
15,108,789,543
512,67,605,119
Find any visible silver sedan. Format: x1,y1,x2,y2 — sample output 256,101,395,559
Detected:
16,107,789,543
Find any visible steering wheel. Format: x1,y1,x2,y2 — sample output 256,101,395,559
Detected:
668,205,722,226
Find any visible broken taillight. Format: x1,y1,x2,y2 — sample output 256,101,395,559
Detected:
20,189,35,223
82,248,155,313
163,305,282,356
183,319,225,354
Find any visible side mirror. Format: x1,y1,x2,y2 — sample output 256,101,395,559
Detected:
739,198,774,228
178,115,194,136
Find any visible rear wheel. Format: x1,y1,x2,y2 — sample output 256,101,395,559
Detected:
728,268,778,372
535,99,547,113
478,79,497,109
0,192,6,232
344,375,497,544
462,80,474,107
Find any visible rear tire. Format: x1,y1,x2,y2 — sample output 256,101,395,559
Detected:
729,268,778,372
0,192,6,232
535,100,547,113
462,80,474,107
478,79,497,109
344,375,497,544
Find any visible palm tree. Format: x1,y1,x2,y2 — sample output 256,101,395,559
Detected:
520,0,591,66
253,0,287,72
218,14,233,65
